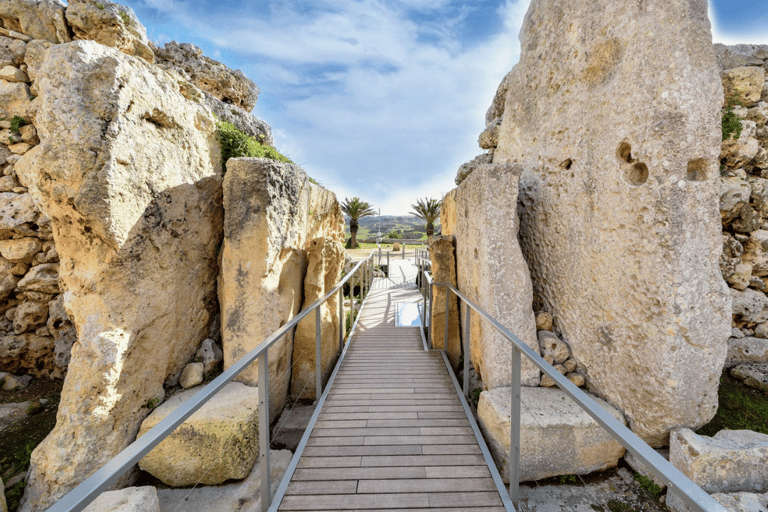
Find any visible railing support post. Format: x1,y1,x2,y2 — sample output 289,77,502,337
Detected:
338,288,344,353
463,304,470,397
379,246,382,266
258,351,270,512
443,285,450,352
315,307,322,399
387,251,390,276
509,346,521,509
402,244,405,259
427,283,433,349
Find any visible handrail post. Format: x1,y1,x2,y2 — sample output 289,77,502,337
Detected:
463,302,470,397
443,284,450,351
509,346,521,509
402,243,405,259
258,351,270,512
387,251,390,276
315,307,322,399
378,246,382,266
428,282,433,349
338,288,344,352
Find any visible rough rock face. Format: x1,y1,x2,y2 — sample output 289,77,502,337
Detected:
478,386,626,482
444,163,540,388
65,0,153,63
0,0,70,45
670,428,768,494
202,93,273,146
83,486,160,512
17,41,222,511
291,237,345,400
155,41,259,112
715,44,768,70
138,383,259,487
220,158,344,417
428,235,461,368
493,0,731,445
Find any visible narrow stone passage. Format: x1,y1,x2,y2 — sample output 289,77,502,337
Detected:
278,276,507,511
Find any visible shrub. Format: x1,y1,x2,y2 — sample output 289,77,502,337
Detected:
722,97,744,141
10,115,29,134
216,121,292,172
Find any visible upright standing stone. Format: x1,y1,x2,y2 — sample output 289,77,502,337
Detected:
429,235,461,369
448,163,540,388
219,158,343,417
291,237,345,400
16,41,223,511
493,0,731,445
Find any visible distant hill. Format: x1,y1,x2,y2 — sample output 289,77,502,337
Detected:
343,215,440,240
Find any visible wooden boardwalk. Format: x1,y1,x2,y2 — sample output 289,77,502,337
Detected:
278,276,508,511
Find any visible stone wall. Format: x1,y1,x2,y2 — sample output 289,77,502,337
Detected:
715,45,768,358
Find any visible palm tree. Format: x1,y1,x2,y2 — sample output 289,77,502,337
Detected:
411,198,441,237
341,197,376,248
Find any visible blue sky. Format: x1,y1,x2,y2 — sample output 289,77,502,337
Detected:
125,0,767,215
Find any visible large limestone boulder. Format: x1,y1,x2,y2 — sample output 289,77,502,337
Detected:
202,93,273,146
670,428,768,494
715,44,768,70
0,193,47,239
711,492,768,512
16,41,222,511
0,332,54,377
722,67,766,107
154,42,259,112
65,0,153,63
138,383,260,487
157,449,293,512
220,158,343,418
446,163,540,388
83,486,160,512
0,35,26,68
731,364,768,393
478,386,626,482
291,237,344,400
726,337,768,367
0,0,70,45
428,235,461,368
493,0,731,446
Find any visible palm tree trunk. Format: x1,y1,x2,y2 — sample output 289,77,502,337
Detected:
426,223,434,237
350,223,359,248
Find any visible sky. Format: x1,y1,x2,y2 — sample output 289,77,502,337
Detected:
122,0,767,215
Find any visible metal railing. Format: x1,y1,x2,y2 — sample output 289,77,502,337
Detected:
48,252,377,512
420,271,727,512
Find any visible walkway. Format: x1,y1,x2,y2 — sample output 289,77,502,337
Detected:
277,274,508,511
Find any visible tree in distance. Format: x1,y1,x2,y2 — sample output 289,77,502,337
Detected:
385,229,402,239
341,197,376,248
410,198,441,237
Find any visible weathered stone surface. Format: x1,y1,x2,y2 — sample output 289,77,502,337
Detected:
0,333,53,377
202,92,273,146
733,288,768,324
46,295,75,368
0,76,35,121
179,362,204,389
220,158,343,417
535,311,553,331
0,237,40,263
494,0,731,446
731,363,768,392
722,127,761,170
711,492,768,512
291,237,344,400
0,0,70,45
154,42,258,112
449,163,540,388
16,263,58,294
196,338,222,374
13,299,47,333
0,401,28,431
17,41,222,511
157,449,293,512
670,428,768,494
23,38,51,82
0,65,28,82
454,152,492,186
726,337,768,366
715,44,768,70
428,235,461,369
478,386,625,482
83,486,160,512
723,67,766,107
65,0,153,63
0,36,26,67
0,193,45,239
138,383,259,487
2,373,31,389
538,330,569,365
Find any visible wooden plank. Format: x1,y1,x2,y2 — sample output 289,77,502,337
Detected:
359,454,486,467
297,456,362,468
279,493,430,510
362,435,477,446
285,480,358,494
302,445,423,457
292,466,427,481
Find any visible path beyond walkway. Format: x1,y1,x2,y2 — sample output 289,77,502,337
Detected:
277,274,508,511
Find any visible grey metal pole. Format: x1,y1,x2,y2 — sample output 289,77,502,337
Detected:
443,285,450,351
379,246,382,266
315,307,322,398
258,352,270,512
463,304,470,397
387,251,390,277
402,244,405,259
428,283,433,349
338,288,344,353
509,346,521,508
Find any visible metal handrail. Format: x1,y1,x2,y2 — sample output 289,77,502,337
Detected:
421,271,726,512
48,251,376,512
